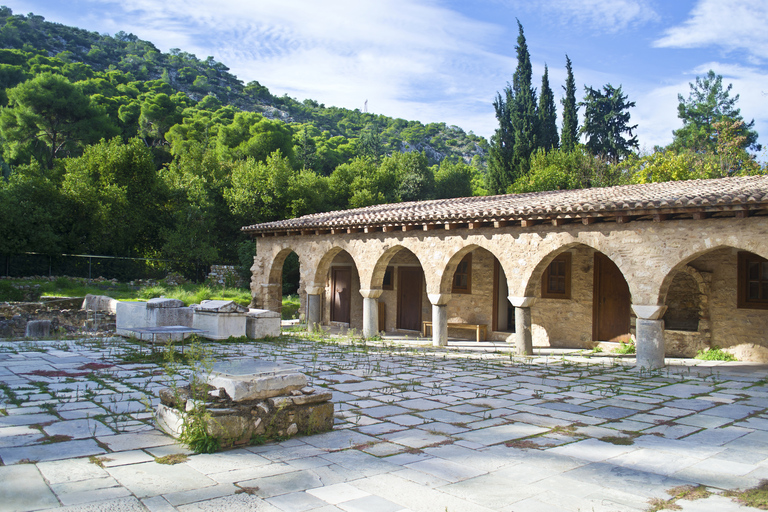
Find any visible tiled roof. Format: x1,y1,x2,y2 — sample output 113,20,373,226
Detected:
242,175,768,234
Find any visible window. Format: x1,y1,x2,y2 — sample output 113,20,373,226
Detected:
541,253,571,299
738,252,768,309
452,254,472,294
382,266,394,290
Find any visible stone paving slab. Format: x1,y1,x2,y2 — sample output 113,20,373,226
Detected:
2,335,768,511
0,464,60,511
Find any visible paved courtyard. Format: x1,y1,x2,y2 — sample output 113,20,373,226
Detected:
1,333,768,511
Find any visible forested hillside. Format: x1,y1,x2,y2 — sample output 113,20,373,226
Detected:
0,8,488,277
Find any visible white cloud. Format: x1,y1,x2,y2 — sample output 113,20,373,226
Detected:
500,0,659,32
654,0,768,61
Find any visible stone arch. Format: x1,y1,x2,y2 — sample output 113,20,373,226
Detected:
663,265,710,332
521,241,587,298
311,246,347,291
318,247,364,329
658,243,768,304
266,247,302,285
438,244,483,295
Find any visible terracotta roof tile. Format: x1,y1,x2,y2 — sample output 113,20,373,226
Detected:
242,175,768,233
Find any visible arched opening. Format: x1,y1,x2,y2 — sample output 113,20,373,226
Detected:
322,249,363,331
441,246,512,342
661,246,768,360
372,247,427,333
526,244,632,348
266,248,302,320
492,258,515,336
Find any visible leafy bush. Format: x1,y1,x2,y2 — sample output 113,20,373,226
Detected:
695,346,737,361
282,294,300,320
0,281,24,301
612,341,636,354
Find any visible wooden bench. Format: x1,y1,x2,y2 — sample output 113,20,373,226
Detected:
422,321,487,342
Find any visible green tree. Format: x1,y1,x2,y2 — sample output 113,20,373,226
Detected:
486,85,515,194
138,92,184,145
224,150,297,224
434,159,474,199
0,163,67,255
0,73,116,167
216,111,295,164
511,146,625,193
580,84,638,162
358,121,383,163
510,20,538,181
61,137,162,255
537,64,558,151
380,151,433,202
159,144,238,274
672,70,759,153
560,55,578,151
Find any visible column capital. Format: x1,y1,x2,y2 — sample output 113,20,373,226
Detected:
359,288,383,299
632,304,667,320
428,294,451,306
508,296,536,308
305,286,325,296
261,283,281,290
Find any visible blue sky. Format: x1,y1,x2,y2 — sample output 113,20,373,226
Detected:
5,0,767,151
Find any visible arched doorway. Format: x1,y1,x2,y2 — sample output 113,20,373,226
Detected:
592,252,632,342
322,250,363,330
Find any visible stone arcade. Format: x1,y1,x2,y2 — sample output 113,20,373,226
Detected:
244,176,768,368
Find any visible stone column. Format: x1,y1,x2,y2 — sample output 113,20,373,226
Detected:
261,284,283,315
305,286,324,332
359,289,383,338
509,296,536,356
632,305,667,369
428,294,450,347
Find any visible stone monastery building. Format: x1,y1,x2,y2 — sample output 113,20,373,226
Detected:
243,176,768,369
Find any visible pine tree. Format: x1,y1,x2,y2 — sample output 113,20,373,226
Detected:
537,64,558,151
560,55,579,151
510,20,538,181
580,84,638,162
486,86,515,195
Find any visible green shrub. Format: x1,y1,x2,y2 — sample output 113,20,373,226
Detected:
695,346,737,361
282,294,300,320
0,281,24,301
612,341,636,354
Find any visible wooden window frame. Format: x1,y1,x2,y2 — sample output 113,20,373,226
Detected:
382,266,394,290
738,251,768,310
541,252,572,299
451,254,472,294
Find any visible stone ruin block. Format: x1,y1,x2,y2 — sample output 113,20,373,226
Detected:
116,298,193,341
82,294,119,314
246,308,281,339
155,360,333,449
25,319,51,338
191,300,249,340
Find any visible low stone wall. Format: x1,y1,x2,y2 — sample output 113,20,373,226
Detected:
207,265,246,288
156,384,334,448
0,299,114,338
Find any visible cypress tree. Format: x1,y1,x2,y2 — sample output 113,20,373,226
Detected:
560,55,579,151
486,86,515,195
510,20,538,181
537,64,559,151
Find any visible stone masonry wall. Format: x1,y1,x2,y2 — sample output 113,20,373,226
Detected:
531,245,595,349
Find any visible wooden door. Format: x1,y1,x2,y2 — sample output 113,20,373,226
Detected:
331,267,351,323
593,253,631,342
397,267,423,331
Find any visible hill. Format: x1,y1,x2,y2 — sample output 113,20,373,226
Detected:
0,7,488,167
